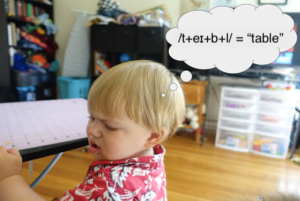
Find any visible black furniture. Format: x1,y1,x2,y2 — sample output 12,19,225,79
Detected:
90,24,169,79
0,0,56,103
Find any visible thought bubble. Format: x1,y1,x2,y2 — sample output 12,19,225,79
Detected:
166,4,297,74
181,70,192,82
170,83,178,91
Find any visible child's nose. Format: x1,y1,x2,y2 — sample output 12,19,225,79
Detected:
88,122,103,138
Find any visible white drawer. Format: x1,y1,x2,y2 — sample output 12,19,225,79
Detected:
223,88,257,102
257,103,294,117
256,114,293,127
222,100,255,112
255,123,291,137
221,110,253,121
252,134,289,158
220,119,252,131
216,128,249,149
259,90,298,106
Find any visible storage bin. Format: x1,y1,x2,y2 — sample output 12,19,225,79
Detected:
256,114,293,127
259,90,298,106
16,86,36,101
222,100,255,112
223,88,257,102
14,70,39,87
57,77,91,99
257,103,294,117
251,134,289,158
220,119,251,131
255,123,291,136
216,128,249,151
221,109,253,121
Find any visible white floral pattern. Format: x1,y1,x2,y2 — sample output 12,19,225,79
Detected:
140,190,156,201
144,175,153,190
132,167,150,177
59,144,167,201
110,166,133,188
154,172,164,191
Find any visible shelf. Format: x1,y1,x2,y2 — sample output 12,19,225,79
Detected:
7,16,34,25
10,45,33,50
24,0,53,7
222,86,258,93
251,150,286,159
9,46,44,53
183,125,192,129
254,130,289,139
220,116,251,123
222,97,256,103
258,100,294,107
256,111,291,118
218,125,252,134
215,143,249,152
221,107,254,114
255,120,291,129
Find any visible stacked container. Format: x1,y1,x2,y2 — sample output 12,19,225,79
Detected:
252,89,299,158
215,87,258,152
215,86,300,159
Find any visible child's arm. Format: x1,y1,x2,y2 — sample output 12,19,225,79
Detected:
0,147,46,201
0,175,46,201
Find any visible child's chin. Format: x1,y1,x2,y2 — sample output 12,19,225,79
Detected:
94,153,107,161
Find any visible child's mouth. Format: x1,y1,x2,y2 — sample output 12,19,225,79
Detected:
89,142,101,153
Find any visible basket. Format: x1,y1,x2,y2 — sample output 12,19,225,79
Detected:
57,77,91,99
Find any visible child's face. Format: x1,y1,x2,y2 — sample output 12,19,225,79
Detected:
86,109,153,161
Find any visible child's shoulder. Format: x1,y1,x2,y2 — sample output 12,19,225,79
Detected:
60,145,167,201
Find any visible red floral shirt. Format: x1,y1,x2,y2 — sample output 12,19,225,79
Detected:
59,144,167,201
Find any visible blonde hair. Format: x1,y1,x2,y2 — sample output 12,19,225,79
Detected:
88,60,186,141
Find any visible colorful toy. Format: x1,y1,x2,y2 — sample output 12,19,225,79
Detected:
291,157,300,165
20,31,47,48
120,53,131,63
226,103,248,109
253,137,285,155
262,115,279,122
263,81,295,90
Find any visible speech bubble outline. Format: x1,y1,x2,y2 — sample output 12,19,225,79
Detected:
166,4,297,74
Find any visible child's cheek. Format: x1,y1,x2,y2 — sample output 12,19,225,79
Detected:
106,140,119,155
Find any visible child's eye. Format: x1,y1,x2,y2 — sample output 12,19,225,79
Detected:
105,123,117,131
88,116,95,121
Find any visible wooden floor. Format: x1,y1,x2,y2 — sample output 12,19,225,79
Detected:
21,131,300,201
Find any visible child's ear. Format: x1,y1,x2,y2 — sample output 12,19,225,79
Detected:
145,128,167,148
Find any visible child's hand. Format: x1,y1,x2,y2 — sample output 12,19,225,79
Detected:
0,146,22,182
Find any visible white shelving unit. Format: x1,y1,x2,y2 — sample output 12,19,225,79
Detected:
215,87,258,152
251,89,299,159
215,86,300,159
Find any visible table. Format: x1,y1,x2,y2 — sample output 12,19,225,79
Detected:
0,98,89,188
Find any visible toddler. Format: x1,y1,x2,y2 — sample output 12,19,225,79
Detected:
0,60,186,201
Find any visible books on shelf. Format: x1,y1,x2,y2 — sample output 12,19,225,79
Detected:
7,0,47,18
8,0,16,16
7,22,19,46
94,52,111,75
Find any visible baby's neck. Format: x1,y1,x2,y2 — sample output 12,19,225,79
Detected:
133,148,154,158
